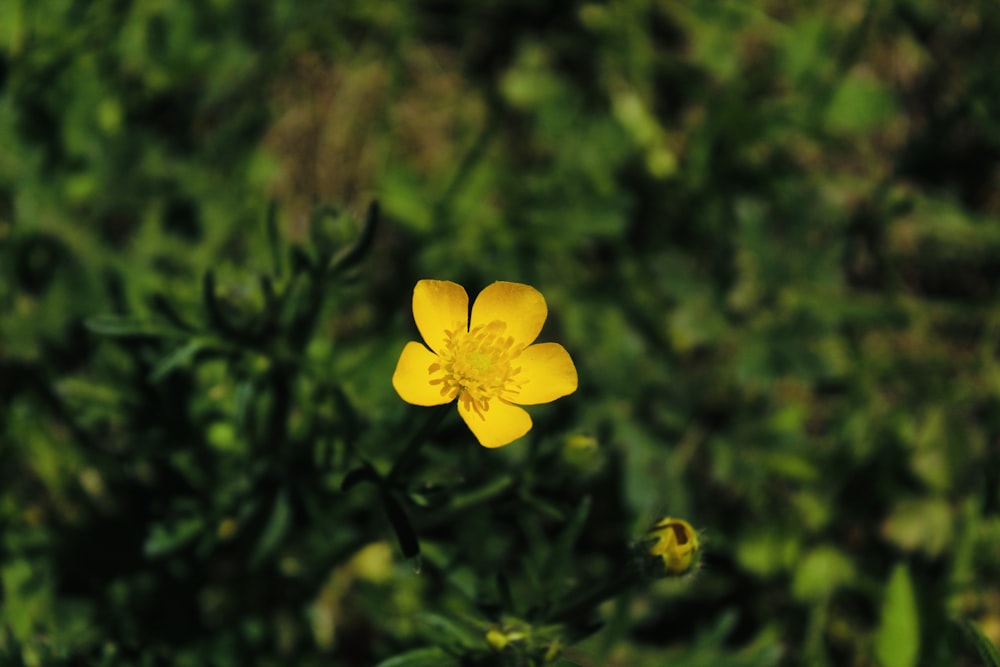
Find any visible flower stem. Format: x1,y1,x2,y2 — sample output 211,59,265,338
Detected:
543,564,641,624
386,404,451,484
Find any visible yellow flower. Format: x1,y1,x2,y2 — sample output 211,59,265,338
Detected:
645,517,700,577
392,280,578,448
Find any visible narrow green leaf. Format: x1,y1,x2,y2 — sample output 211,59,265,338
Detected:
956,617,1000,667
233,380,254,429
85,315,173,338
417,613,485,650
148,293,197,331
519,490,565,521
557,496,592,557
544,495,592,580
328,200,379,275
149,338,210,382
444,474,513,510
309,203,340,257
373,647,459,667
875,563,919,667
250,491,292,568
144,517,203,558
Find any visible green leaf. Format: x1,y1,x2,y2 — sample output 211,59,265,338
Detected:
328,200,379,275
233,380,255,429
824,74,896,134
881,497,953,557
737,530,801,578
417,613,485,650
148,293,197,331
149,338,211,382
544,495,592,578
875,564,919,667
1,560,47,640
84,315,174,338
373,647,459,667
144,517,204,558
792,546,855,602
558,495,592,552
201,271,233,337
956,618,1000,667
250,491,292,568
0,0,25,52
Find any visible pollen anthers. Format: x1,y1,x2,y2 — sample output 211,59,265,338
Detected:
427,319,524,418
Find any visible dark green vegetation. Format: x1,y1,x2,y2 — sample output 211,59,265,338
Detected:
3,1,1000,665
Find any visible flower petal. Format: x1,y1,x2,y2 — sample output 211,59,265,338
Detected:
457,397,532,448
413,280,469,355
392,341,456,406
470,281,547,347
506,342,578,405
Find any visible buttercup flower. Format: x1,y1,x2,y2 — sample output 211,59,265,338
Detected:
643,517,700,577
392,280,578,448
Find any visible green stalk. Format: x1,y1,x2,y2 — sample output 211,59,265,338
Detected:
386,404,451,484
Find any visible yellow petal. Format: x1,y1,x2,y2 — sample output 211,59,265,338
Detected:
507,342,578,405
457,397,532,448
470,281,547,347
392,342,456,406
413,280,469,354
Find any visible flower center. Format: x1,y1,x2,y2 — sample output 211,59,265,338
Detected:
428,320,524,419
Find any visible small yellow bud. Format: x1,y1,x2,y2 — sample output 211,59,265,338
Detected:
561,433,603,475
644,517,700,577
486,628,509,651
563,433,597,450
486,624,529,652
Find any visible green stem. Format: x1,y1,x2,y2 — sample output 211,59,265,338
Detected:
386,405,451,484
544,565,641,624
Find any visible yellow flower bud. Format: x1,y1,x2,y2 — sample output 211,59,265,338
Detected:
644,517,700,578
485,628,510,651
485,625,527,652
561,433,603,475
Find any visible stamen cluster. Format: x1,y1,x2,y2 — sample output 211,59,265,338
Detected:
428,320,524,419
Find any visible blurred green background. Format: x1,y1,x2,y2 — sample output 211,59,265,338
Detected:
3,0,1000,665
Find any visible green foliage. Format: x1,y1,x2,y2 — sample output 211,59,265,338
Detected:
5,0,1000,665
956,618,1000,667
876,564,919,667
